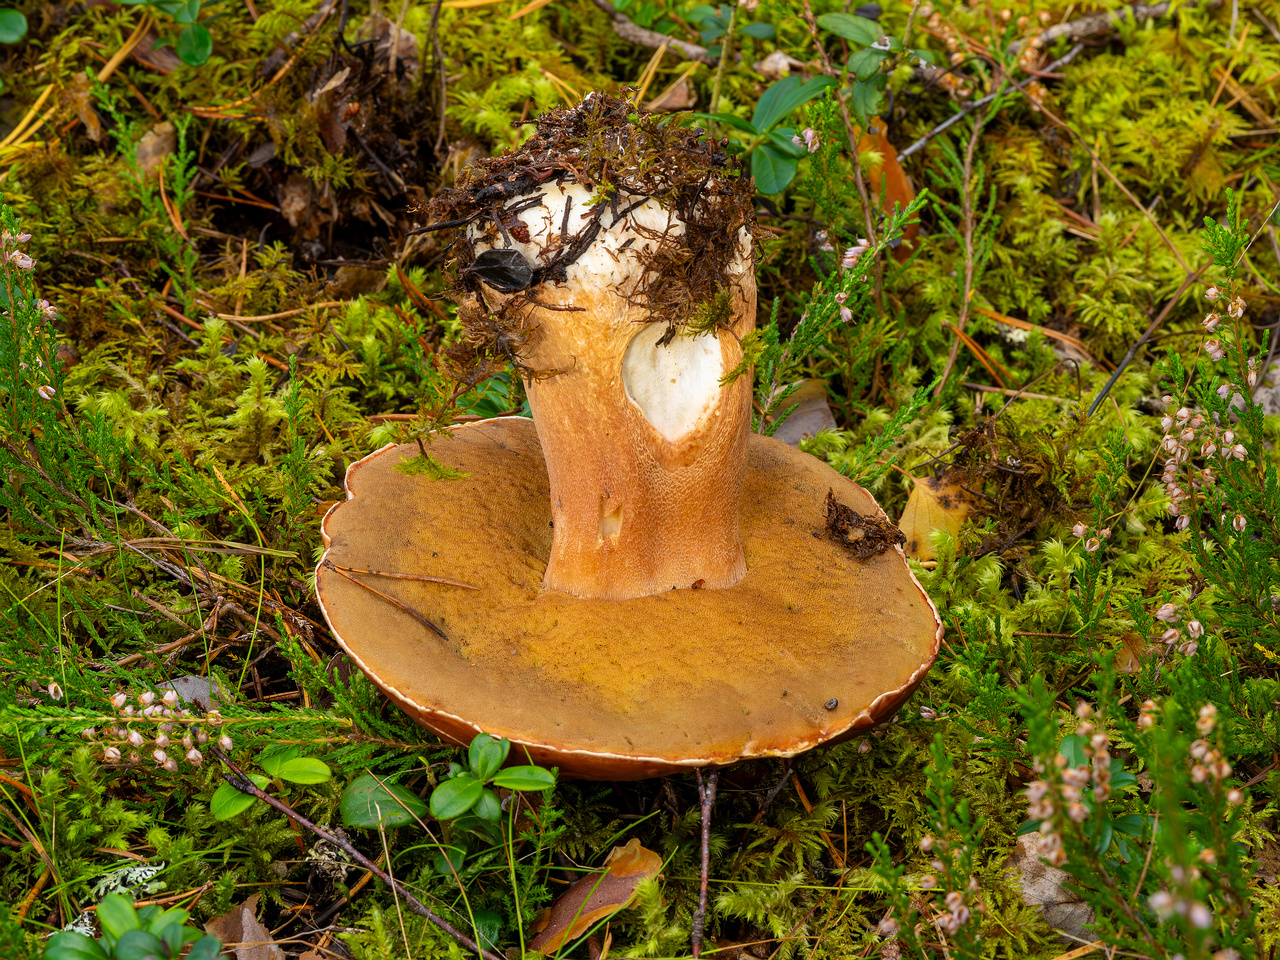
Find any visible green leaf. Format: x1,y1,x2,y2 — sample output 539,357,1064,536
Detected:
431,844,466,875
1112,814,1147,837
144,907,190,937
430,774,483,819
847,47,890,81
187,935,224,960
469,733,510,781
815,11,883,46
751,75,837,132
176,24,212,66
341,774,429,828
474,787,502,821
751,145,799,195
259,745,300,775
847,77,885,126
42,932,111,960
98,894,141,942
472,909,503,952
1057,734,1087,769
275,757,332,784
113,929,167,960
0,8,26,43
490,765,557,791
1092,816,1114,854
211,774,270,820
740,21,775,39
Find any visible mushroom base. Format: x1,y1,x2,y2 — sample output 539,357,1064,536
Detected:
316,417,942,780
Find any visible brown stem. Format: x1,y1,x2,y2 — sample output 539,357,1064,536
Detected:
800,0,883,308
210,748,505,960
690,768,719,959
935,105,987,397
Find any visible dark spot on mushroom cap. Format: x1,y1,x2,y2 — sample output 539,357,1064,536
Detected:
825,698,838,710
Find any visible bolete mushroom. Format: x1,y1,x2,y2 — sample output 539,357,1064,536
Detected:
316,94,942,779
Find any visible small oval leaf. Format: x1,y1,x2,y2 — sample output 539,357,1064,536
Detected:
42,932,111,960
276,756,332,784
0,9,27,44
341,774,428,828
98,893,141,941
176,23,212,66
211,774,270,820
430,774,483,820
491,765,557,791
815,11,883,46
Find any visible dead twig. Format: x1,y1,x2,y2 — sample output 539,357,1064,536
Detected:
690,769,719,959
211,749,505,960
589,0,716,63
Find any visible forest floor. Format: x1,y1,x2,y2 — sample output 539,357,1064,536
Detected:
1,0,1280,958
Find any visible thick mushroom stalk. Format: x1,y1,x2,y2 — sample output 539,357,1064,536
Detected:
472,182,755,600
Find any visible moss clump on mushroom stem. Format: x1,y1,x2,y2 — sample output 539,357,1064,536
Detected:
429,93,758,600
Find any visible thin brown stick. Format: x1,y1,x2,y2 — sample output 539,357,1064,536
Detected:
211,748,504,960
690,769,719,959
323,561,452,641
329,562,478,590
935,105,988,396
589,0,716,63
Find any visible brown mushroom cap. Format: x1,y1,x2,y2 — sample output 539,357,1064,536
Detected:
316,417,941,780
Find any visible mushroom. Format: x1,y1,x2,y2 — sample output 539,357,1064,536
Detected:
315,94,941,779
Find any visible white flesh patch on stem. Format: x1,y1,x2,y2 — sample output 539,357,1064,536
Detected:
621,323,722,442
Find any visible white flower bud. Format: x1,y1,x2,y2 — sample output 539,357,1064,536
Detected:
111,692,128,710
154,734,170,749
219,734,233,752
153,749,168,765
162,759,179,773
1232,514,1246,531
186,748,203,766
1204,286,1220,301
162,690,179,707
1155,603,1179,623
1187,620,1203,638
1226,789,1243,805
128,730,144,748
103,747,121,763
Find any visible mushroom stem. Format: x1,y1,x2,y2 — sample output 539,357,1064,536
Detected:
476,183,756,600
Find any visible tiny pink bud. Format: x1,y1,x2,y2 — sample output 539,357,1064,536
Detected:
111,692,128,710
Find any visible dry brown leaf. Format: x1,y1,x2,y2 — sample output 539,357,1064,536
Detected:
1005,832,1094,942
770,380,836,448
204,894,286,960
1114,633,1152,674
899,472,973,561
528,839,662,953
135,122,175,180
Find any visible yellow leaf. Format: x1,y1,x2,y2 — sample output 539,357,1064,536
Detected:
899,474,972,561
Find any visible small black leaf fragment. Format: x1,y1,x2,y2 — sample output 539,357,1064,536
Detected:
463,248,534,293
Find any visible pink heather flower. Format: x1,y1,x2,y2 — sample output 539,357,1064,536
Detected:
1232,514,1246,532
1205,286,1221,301
920,834,934,851
841,240,870,270
1067,802,1087,822
1217,383,1231,399
1188,902,1213,929
839,305,853,323
186,748,203,765
1178,640,1199,656
111,692,128,709
1206,339,1226,361
877,917,899,936
4,250,35,270
103,746,121,763
36,299,57,321
162,758,179,773
1187,620,1203,638
1161,627,1180,644
218,734,233,752
139,691,155,706
1160,416,1174,432
154,733,170,749
1175,514,1190,532
1155,602,1179,623
152,748,168,765
36,385,56,401
1202,313,1221,331
1227,789,1244,805
1232,444,1247,460
1071,522,1087,538
1149,891,1174,917
791,128,819,153
1227,297,1245,318
1085,537,1100,552
127,730,144,748
920,875,937,890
